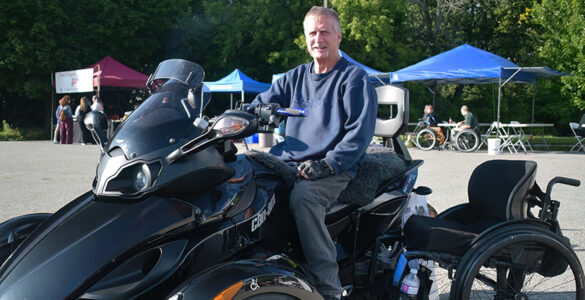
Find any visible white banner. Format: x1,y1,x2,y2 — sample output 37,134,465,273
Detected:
55,68,94,94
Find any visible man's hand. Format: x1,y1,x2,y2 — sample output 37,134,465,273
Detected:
297,160,333,180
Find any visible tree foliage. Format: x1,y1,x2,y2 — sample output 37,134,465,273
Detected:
0,0,583,134
531,0,585,111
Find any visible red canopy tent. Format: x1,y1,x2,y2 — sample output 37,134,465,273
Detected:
88,56,148,91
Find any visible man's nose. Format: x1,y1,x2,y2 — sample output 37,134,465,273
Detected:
315,32,324,42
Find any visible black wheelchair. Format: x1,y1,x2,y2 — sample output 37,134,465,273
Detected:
397,160,584,299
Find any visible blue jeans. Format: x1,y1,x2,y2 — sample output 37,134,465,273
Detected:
289,172,352,297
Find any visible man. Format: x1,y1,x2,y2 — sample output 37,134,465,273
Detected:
422,104,444,144
456,105,479,131
251,6,377,300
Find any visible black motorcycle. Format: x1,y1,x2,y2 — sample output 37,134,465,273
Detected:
2,59,582,300
0,59,423,299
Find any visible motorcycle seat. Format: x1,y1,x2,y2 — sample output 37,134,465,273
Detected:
246,148,420,227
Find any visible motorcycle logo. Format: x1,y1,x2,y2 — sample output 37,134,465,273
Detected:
251,195,275,232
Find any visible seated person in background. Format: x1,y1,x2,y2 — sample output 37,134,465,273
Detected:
422,104,445,144
453,105,479,136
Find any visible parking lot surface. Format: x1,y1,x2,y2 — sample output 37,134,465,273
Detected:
1,141,583,265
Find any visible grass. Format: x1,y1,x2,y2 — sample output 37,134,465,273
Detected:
0,120,24,141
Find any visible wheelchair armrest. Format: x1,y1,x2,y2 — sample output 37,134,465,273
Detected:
437,203,476,224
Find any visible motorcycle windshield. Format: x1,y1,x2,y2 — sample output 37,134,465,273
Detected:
108,80,199,158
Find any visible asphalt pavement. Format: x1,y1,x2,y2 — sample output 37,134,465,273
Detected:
1,141,584,266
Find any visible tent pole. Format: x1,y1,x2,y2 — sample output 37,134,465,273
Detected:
97,65,101,98
230,94,233,109
241,90,245,104
531,80,536,124
433,81,437,108
497,67,522,138
497,77,502,138
50,72,55,141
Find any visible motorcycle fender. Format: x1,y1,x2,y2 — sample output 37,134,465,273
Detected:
0,213,51,264
0,192,199,300
167,259,323,300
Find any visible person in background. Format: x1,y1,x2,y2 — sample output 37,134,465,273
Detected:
250,6,377,300
74,96,93,145
452,105,479,137
91,95,104,112
53,102,62,144
456,105,479,130
422,104,445,144
58,95,73,144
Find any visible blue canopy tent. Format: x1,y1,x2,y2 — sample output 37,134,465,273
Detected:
271,49,388,85
388,44,568,125
204,69,271,108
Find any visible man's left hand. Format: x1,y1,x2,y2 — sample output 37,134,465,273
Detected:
297,160,333,180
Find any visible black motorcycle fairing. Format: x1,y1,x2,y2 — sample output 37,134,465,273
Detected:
0,213,52,264
94,134,234,199
167,259,322,300
0,195,199,300
107,80,199,159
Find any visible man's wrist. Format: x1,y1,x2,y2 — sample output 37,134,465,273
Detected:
322,160,334,172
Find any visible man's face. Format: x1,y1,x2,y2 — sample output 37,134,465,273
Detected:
461,108,467,116
304,14,341,62
425,106,433,114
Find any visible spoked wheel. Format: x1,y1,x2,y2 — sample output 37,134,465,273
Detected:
451,230,585,299
454,130,479,152
416,128,437,151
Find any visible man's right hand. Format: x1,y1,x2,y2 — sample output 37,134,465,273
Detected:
297,160,333,180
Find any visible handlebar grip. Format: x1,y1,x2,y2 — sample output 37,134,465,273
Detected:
276,107,307,117
554,176,581,187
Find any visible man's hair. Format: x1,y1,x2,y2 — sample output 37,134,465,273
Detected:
304,6,341,33
461,105,469,111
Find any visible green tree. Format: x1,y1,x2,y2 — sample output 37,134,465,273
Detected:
331,0,415,71
192,0,316,82
532,0,585,111
0,0,190,127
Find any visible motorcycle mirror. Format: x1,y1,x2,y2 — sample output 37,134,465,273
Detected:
84,111,108,153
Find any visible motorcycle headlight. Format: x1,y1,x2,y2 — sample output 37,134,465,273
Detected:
134,164,151,192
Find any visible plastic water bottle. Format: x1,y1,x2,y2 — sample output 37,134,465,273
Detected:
449,116,453,124
400,268,420,299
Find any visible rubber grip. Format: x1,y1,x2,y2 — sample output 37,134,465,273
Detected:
555,176,580,187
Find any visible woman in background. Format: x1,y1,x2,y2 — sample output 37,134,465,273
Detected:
58,95,73,144
74,96,93,144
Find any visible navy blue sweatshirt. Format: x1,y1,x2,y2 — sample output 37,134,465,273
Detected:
252,57,378,177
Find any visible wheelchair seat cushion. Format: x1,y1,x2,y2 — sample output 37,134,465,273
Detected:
403,160,538,256
404,215,500,255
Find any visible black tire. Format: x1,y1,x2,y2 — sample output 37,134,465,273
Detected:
451,229,585,299
454,130,479,152
416,128,437,151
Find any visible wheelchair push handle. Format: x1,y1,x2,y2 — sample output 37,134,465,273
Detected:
539,176,580,222
551,176,580,187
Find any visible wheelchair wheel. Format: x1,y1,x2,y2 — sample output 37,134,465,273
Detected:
454,130,479,152
416,128,437,151
451,227,584,299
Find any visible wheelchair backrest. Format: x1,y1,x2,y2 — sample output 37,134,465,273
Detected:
468,160,537,221
374,85,409,138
